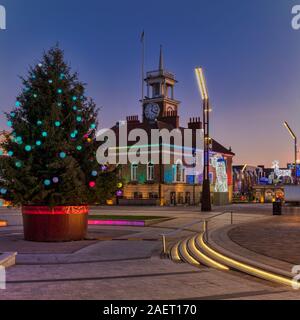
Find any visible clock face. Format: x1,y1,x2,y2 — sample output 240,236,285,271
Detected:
144,103,160,121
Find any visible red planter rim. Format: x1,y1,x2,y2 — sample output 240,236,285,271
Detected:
22,205,89,215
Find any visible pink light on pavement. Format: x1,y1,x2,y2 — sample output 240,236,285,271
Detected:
88,219,145,227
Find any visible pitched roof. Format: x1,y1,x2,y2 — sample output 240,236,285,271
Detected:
211,139,235,156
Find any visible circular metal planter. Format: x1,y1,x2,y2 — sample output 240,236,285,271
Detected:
22,205,88,242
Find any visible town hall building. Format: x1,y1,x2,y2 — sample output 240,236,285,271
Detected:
109,48,235,206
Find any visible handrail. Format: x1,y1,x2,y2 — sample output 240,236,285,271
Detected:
204,211,233,242
161,210,233,255
161,219,205,237
205,211,233,223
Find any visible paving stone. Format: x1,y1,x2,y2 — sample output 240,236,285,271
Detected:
0,205,299,300
229,215,300,265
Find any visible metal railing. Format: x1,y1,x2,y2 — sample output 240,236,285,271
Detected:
203,211,233,242
161,219,205,255
161,211,233,255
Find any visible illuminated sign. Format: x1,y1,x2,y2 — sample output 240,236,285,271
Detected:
259,177,269,185
212,156,228,192
272,160,293,182
288,163,300,177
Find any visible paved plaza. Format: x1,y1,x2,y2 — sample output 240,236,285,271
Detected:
0,204,300,300
228,214,300,266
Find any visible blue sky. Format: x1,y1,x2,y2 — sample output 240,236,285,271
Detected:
0,0,300,166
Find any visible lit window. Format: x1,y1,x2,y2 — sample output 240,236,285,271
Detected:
147,163,154,181
131,164,138,181
173,161,185,183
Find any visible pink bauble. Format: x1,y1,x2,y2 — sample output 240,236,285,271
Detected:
89,181,96,188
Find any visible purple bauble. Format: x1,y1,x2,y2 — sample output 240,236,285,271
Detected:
53,177,59,184
116,190,123,197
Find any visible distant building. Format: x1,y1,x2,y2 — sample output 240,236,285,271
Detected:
233,165,263,201
233,162,293,203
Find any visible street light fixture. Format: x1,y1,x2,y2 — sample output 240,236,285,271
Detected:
283,121,298,184
195,67,212,212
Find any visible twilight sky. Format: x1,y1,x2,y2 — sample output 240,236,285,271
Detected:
0,0,300,166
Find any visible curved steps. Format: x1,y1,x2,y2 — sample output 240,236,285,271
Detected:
170,235,227,270
169,241,181,263
189,236,229,271
178,238,200,267
169,233,294,287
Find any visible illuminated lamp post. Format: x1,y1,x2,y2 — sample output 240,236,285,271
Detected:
195,67,212,211
192,148,196,206
284,121,298,185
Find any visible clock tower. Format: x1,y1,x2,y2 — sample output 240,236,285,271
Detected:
142,46,180,125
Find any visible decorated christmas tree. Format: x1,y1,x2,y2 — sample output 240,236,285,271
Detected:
0,46,118,209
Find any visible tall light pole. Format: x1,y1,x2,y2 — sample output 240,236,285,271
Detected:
195,67,212,211
192,148,196,205
284,121,298,185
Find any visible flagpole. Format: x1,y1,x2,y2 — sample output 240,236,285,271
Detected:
141,31,145,104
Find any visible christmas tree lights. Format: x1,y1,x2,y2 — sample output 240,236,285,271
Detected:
0,46,119,206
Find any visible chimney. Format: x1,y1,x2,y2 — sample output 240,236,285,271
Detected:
126,115,140,126
188,117,202,130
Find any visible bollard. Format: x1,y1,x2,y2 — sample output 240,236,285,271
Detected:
273,199,282,216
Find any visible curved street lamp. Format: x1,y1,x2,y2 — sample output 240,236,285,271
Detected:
195,67,212,211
